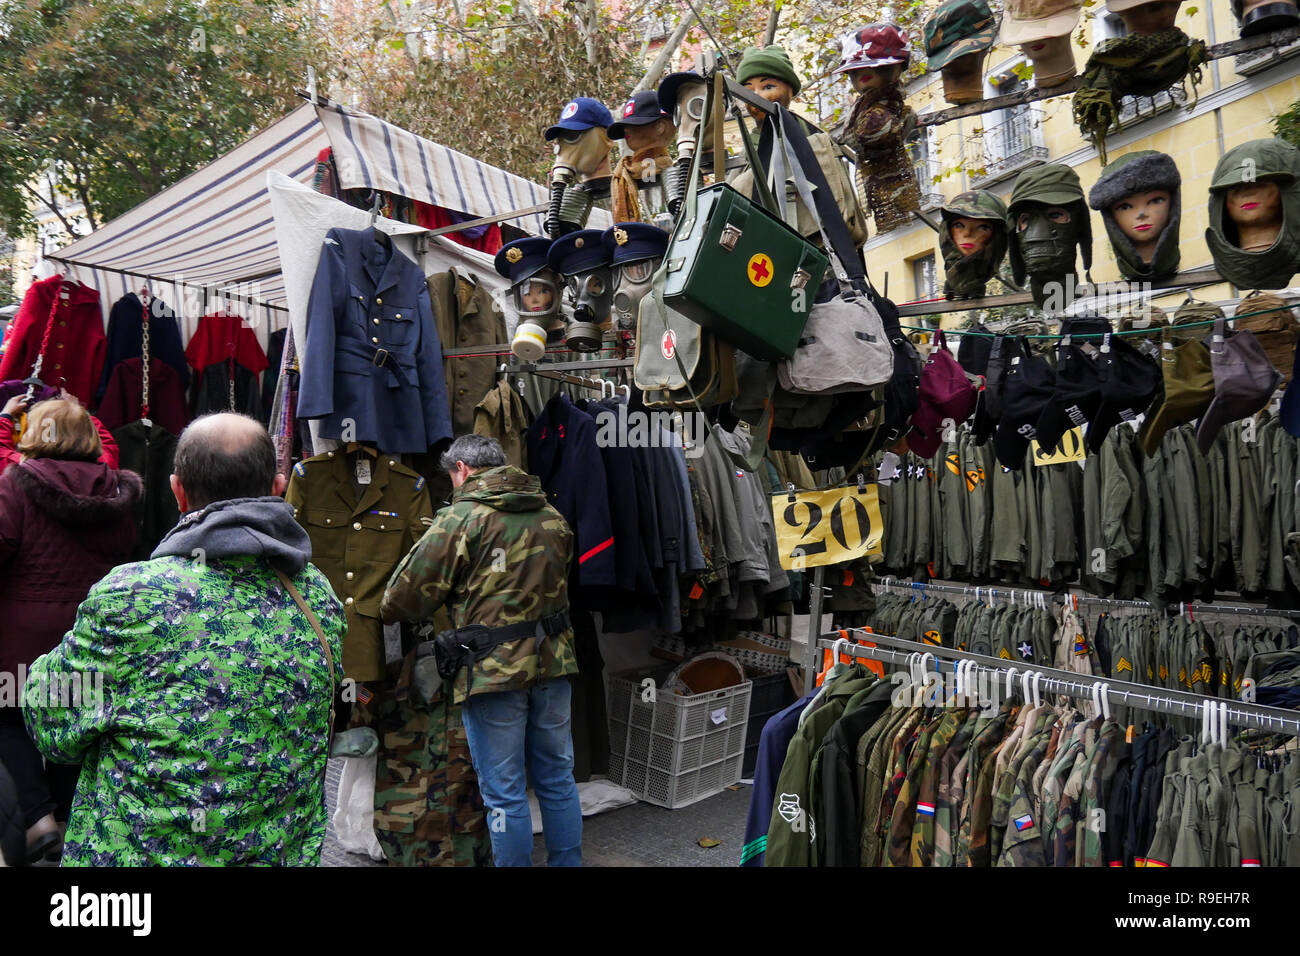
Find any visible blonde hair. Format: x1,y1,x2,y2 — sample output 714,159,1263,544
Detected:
17,398,102,461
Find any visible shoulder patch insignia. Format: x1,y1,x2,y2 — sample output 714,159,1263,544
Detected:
414,476,425,491
323,237,339,246
294,461,306,477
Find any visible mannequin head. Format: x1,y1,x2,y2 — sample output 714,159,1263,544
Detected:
624,116,674,153
545,97,614,183
940,51,989,104
1088,150,1182,279
737,44,803,124
520,275,557,313
1015,204,1080,269
1227,180,1284,251
939,190,1009,298
603,222,670,331
847,64,904,94
1008,163,1093,308
925,0,998,105
950,216,996,256
551,126,613,183
607,90,675,159
1116,0,1181,33
662,75,709,158
1019,35,1077,88
741,75,796,123
1110,189,1172,263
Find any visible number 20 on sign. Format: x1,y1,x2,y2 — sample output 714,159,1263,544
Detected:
772,487,884,571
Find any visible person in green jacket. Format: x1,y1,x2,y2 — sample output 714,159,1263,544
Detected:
24,413,346,866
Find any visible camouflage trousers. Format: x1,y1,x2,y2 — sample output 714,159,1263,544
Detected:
357,668,493,867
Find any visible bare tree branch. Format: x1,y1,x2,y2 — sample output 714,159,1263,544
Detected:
20,181,79,238
763,2,781,45
633,11,696,93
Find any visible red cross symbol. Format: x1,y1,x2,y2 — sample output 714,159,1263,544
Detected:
751,258,770,281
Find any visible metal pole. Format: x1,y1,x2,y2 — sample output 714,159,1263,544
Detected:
804,565,826,695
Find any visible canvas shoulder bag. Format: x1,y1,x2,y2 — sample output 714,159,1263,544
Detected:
771,112,894,396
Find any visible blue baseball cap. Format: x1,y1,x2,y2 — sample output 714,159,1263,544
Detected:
494,237,553,285
544,97,613,141
602,222,669,266
547,230,611,275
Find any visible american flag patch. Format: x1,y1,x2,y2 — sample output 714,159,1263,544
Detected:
356,685,373,705
916,802,935,816
1014,814,1033,831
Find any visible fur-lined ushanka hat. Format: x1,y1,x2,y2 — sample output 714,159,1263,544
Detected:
1088,150,1181,281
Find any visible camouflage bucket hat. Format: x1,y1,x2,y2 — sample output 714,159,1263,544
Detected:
925,0,1000,71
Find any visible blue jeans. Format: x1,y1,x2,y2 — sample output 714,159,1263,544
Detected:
461,678,582,867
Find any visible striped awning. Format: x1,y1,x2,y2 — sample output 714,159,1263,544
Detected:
45,99,576,338
316,101,552,237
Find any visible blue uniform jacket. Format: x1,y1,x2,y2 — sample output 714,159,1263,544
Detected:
298,227,452,455
526,393,617,589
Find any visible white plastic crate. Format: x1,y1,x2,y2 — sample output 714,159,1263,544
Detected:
605,665,752,809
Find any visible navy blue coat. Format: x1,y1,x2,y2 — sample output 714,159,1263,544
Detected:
298,227,452,455
526,393,616,589
95,293,188,404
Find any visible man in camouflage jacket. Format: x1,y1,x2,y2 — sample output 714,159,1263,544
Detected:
24,414,345,866
381,435,581,867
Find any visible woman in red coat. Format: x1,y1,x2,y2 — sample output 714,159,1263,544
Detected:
0,397,140,863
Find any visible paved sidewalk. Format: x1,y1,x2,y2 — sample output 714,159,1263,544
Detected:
322,758,751,868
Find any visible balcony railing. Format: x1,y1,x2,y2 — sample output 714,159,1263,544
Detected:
912,157,944,210
1236,36,1300,75
1116,84,1187,125
965,106,1046,187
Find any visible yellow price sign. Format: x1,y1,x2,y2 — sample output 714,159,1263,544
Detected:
1030,426,1086,466
772,486,884,571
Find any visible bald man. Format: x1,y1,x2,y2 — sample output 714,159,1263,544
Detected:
22,412,347,866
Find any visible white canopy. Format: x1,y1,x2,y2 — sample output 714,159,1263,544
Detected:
46,100,569,338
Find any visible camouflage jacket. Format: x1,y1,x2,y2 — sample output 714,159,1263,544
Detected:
380,465,577,704
24,552,345,866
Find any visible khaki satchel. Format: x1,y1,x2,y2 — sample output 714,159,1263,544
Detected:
634,290,738,409
770,109,894,396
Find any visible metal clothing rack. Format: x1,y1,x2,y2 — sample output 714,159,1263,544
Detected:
874,574,1300,622
503,360,633,395
814,631,1300,736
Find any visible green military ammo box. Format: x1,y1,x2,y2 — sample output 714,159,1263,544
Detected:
662,182,829,362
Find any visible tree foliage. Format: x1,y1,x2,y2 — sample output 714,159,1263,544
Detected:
0,0,327,238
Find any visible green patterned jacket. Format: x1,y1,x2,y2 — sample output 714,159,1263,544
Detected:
24,549,344,867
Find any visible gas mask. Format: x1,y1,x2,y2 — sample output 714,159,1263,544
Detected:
662,76,716,218
565,266,614,351
509,271,564,362
611,257,660,331
547,128,611,239
1011,201,1087,306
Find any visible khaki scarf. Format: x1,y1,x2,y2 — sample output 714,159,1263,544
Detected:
1073,29,1208,165
611,147,673,223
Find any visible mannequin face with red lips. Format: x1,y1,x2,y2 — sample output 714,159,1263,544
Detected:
1227,181,1283,251
1111,189,1172,263
950,217,996,255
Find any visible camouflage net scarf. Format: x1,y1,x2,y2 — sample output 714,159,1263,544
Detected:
1072,28,1209,165
843,86,922,233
